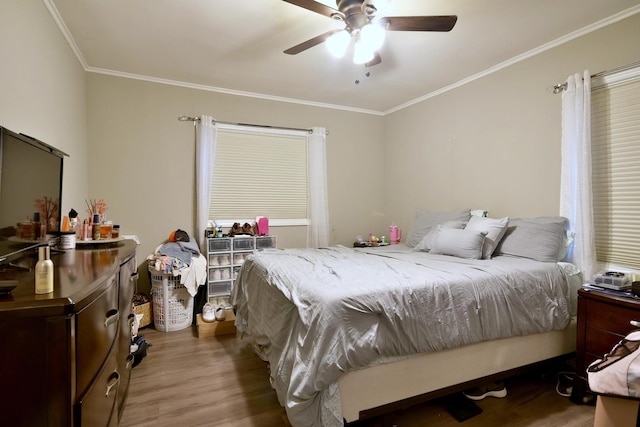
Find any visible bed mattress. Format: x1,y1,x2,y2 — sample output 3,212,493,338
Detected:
232,244,577,427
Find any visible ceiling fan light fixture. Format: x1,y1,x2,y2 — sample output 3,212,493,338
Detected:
353,39,375,64
360,22,385,52
326,29,350,58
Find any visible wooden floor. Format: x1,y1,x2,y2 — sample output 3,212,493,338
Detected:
119,325,596,427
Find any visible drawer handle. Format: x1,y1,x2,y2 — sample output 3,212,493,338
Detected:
631,320,640,328
105,371,120,398
104,309,120,328
126,354,135,370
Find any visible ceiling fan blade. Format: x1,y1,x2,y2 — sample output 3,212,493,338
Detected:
282,0,338,18
365,52,382,67
284,29,343,55
380,15,458,32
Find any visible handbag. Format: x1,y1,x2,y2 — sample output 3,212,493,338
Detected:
587,330,640,399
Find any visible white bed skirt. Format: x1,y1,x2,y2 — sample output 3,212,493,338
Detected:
338,316,577,422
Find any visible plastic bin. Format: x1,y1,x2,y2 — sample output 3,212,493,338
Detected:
149,266,193,331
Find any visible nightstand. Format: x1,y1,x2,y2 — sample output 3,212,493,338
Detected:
571,287,640,403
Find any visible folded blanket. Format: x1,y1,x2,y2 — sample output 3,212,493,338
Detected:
157,241,199,264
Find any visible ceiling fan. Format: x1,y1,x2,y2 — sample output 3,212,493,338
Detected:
282,0,457,67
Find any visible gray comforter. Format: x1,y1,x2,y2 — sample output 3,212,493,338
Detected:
231,245,574,427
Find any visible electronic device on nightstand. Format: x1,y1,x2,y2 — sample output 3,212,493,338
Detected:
592,271,631,291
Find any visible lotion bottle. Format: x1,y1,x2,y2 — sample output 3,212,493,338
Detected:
35,245,54,294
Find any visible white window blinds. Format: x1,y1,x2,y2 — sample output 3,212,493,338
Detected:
591,69,640,268
209,127,308,222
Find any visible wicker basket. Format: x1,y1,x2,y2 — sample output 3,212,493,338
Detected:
133,301,152,328
148,265,193,332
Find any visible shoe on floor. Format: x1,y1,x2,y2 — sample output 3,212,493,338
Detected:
463,381,507,401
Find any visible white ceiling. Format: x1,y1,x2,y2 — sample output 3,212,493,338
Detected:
47,0,640,114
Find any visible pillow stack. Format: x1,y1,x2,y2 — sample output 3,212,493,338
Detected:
463,215,509,259
406,208,471,248
408,208,571,262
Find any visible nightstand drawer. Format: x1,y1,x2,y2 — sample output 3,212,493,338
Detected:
585,325,625,358
584,297,640,333
572,289,640,404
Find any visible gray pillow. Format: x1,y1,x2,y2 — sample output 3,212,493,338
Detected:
430,227,487,260
405,208,471,247
414,220,466,252
494,217,569,262
464,216,509,259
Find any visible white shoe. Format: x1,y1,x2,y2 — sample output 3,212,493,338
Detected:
215,306,227,321
202,303,215,322
463,382,507,401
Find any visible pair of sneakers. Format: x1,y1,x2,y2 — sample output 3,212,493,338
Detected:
463,381,507,401
202,303,227,322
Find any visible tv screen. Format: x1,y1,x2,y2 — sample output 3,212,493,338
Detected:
0,126,67,263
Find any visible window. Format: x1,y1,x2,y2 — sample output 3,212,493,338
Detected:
591,65,640,268
208,125,309,226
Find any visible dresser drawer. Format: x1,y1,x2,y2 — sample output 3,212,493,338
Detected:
76,345,119,427
584,297,640,333
76,273,119,394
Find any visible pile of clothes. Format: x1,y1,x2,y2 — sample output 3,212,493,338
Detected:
147,229,207,297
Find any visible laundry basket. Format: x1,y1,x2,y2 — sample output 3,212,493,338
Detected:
148,265,193,331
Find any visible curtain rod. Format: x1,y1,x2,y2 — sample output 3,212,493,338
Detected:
551,72,595,94
178,115,315,134
551,61,640,94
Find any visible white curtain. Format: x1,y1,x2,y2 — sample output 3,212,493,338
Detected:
560,71,596,279
306,127,330,248
196,115,217,253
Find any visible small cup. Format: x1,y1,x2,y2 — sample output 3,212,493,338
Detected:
99,221,113,239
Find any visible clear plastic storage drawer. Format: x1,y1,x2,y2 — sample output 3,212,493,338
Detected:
232,236,255,251
256,236,277,249
208,281,232,297
208,238,231,253
208,266,232,282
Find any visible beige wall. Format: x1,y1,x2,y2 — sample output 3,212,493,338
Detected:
0,1,88,217
382,13,640,233
85,75,385,263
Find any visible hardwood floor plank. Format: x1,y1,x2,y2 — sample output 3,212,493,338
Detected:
120,326,595,427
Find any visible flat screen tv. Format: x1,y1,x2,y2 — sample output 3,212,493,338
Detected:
0,126,67,264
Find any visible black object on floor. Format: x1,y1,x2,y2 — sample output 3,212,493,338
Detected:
132,335,152,368
442,392,483,422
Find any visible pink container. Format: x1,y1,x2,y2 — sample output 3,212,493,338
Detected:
389,223,402,245
256,217,269,236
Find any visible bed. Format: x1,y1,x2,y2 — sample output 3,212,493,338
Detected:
231,211,582,426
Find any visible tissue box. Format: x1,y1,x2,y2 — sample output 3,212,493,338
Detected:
196,311,236,338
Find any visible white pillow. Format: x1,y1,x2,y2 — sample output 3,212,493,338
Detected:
464,216,509,259
414,220,466,252
430,227,487,260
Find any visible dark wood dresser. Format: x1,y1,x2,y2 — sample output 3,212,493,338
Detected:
571,287,640,403
0,239,138,426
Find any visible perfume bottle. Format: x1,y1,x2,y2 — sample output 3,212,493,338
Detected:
35,246,54,294
92,214,101,240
